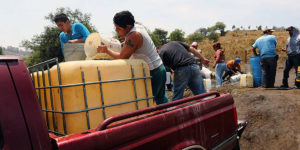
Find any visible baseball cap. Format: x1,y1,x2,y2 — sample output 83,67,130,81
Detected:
235,58,241,64
263,28,274,33
191,42,198,47
286,26,294,31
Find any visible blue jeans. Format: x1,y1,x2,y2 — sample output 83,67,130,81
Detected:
173,64,206,101
216,62,226,86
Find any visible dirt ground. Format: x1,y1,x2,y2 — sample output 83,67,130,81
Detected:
172,65,300,150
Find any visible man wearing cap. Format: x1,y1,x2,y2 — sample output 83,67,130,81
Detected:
222,58,242,81
252,28,278,88
280,26,300,88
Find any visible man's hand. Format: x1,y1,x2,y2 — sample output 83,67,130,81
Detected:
68,39,84,43
68,40,76,43
97,42,108,53
213,64,216,69
252,47,259,56
202,58,210,67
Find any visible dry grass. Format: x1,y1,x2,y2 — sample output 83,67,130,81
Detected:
199,30,289,70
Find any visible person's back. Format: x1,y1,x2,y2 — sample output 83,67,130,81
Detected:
253,35,277,58
159,41,209,100
227,60,240,70
252,29,278,88
159,41,196,70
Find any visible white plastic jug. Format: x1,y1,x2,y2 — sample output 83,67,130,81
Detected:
230,73,241,83
84,33,121,59
240,73,254,87
204,79,217,92
200,66,212,79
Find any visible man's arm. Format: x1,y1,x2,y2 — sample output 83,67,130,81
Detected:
97,32,142,59
252,47,259,56
68,23,91,43
189,47,209,66
68,39,85,43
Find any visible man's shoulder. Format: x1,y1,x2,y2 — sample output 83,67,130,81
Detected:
73,22,87,29
59,32,66,38
73,22,84,26
127,31,142,42
266,35,276,39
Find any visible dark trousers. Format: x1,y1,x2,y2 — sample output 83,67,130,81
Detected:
222,68,238,80
282,54,300,86
261,56,278,88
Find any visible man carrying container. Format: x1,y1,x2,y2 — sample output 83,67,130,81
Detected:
97,10,168,105
54,13,90,57
280,26,300,88
222,58,242,81
252,28,278,88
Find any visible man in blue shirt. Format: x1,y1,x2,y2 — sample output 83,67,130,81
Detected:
280,26,300,88
252,28,278,88
54,13,90,57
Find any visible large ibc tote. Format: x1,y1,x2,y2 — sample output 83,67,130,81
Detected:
29,58,155,135
250,56,262,87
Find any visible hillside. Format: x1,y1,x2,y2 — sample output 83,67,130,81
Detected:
198,30,289,65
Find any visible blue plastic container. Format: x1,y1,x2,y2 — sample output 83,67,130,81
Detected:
250,56,262,87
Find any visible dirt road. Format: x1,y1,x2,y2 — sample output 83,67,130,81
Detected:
216,66,300,150
171,65,300,150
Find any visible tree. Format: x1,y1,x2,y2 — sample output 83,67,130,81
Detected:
169,29,185,42
248,25,251,30
186,32,205,44
22,7,97,66
257,25,262,30
150,33,161,47
196,28,209,36
232,25,236,30
0,47,3,55
208,32,219,42
213,22,226,36
151,28,168,45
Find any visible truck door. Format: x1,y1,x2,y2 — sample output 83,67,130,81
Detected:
0,56,52,150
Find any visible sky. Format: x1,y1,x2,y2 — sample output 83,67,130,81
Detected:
0,0,299,49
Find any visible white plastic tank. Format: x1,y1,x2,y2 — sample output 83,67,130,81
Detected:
63,43,86,61
84,33,121,60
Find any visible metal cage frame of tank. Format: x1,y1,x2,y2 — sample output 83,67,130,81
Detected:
27,58,154,136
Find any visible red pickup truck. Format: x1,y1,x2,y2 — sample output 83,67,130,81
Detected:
0,56,246,150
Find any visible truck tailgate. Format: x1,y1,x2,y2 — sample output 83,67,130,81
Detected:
57,92,237,150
